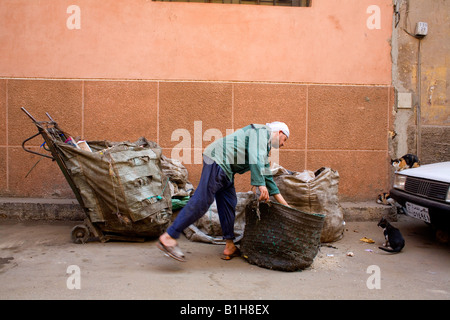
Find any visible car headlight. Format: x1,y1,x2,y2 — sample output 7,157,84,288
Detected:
393,174,407,190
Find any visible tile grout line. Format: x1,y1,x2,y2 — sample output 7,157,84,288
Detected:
231,83,234,131
81,81,85,137
0,77,392,88
387,86,391,154
5,79,9,191
304,85,308,170
157,81,160,145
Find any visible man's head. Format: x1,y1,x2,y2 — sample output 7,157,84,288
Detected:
266,121,289,148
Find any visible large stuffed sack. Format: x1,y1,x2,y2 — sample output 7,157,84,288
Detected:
272,164,344,243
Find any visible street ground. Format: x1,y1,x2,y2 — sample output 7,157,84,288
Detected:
0,214,449,301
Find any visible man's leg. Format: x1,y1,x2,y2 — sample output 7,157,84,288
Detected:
158,158,229,256
215,181,238,256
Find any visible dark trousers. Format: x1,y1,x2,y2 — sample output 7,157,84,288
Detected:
166,156,237,240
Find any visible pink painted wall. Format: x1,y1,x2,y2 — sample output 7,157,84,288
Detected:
0,0,392,84
0,0,395,202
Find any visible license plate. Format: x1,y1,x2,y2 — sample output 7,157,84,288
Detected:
406,202,431,223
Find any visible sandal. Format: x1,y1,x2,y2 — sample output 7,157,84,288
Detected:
157,240,186,262
221,248,241,261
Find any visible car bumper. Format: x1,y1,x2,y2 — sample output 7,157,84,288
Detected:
390,188,450,226
389,189,450,229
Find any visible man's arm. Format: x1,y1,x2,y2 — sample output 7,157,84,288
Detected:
256,186,290,207
272,193,289,207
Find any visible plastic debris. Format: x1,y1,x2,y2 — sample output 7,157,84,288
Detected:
360,237,375,244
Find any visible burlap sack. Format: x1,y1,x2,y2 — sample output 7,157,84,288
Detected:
160,155,194,198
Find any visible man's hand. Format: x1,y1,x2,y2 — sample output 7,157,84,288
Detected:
258,186,269,202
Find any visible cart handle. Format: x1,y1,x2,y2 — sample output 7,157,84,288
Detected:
22,132,55,160
21,107,38,123
21,107,55,160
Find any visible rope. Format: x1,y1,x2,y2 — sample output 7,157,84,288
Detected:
146,177,169,202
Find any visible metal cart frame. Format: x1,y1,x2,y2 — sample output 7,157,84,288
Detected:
21,107,151,243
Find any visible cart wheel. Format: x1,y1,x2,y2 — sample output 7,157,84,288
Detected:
71,224,90,244
436,229,449,244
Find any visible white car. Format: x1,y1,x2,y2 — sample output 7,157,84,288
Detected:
390,162,450,237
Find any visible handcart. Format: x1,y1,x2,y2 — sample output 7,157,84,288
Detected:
21,108,173,244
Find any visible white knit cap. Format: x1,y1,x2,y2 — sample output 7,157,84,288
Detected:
266,121,290,138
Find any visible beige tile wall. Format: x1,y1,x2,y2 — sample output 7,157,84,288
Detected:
1,79,394,201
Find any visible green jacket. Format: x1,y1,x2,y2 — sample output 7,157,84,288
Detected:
203,124,280,195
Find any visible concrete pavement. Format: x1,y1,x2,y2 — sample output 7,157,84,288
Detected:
0,214,449,301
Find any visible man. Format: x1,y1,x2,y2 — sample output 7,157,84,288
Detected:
157,121,290,262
